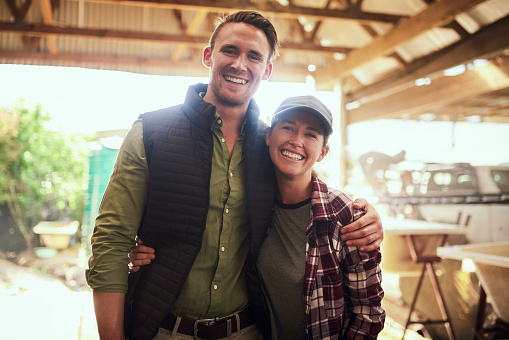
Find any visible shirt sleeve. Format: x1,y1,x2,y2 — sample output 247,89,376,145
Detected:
86,120,149,293
341,208,385,339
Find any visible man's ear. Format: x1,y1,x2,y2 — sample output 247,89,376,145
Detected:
265,127,271,146
202,46,212,68
262,62,273,80
317,145,329,162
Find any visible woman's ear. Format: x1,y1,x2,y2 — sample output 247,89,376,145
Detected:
316,145,329,162
265,127,271,146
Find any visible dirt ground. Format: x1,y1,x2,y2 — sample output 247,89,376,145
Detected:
0,245,428,340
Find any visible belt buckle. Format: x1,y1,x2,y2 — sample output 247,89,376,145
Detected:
193,317,216,340
193,313,241,340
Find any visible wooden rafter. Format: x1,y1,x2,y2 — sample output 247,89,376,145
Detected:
313,0,486,84
35,0,58,54
347,15,509,103
66,0,404,24
346,55,509,123
172,9,208,61
0,21,351,55
0,49,310,82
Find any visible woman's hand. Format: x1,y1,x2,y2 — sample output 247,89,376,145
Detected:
341,198,384,252
128,237,155,273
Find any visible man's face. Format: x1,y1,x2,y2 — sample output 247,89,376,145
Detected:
203,23,273,109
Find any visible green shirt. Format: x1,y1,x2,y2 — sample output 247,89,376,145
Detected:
86,113,250,319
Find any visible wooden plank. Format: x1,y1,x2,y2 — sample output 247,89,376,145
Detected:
66,0,403,24
35,0,58,54
0,21,352,55
0,49,309,81
172,9,208,61
314,0,486,84
347,15,509,103
346,56,509,124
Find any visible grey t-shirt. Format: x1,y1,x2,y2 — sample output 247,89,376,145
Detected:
257,198,311,339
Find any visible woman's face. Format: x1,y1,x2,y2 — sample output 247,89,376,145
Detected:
265,110,329,181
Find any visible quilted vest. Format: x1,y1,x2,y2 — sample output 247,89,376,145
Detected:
124,84,275,339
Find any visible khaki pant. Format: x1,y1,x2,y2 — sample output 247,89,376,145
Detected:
152,324,263,340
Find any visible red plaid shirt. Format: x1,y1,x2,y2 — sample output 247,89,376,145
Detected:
304,176,385,339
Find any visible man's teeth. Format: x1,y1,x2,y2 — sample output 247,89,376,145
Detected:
282,150,303,160
225,76,246,84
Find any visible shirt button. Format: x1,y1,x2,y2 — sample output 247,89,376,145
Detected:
221,138,225,143
225,208,229,214
217,119,222,124
213,284,218,290
230,172,233,177
221,247,225,252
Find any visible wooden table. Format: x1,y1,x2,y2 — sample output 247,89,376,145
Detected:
438,242,509,340
384,217,467,340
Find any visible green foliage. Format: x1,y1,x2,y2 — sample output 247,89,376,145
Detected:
0,100,89,251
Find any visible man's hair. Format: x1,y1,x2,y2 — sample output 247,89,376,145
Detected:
209,10,279,62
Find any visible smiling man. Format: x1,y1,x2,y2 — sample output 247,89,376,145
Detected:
86,10,384,340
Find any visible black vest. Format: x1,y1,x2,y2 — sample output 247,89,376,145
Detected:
125,84,275,339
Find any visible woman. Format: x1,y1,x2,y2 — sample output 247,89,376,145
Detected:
130,96,385,339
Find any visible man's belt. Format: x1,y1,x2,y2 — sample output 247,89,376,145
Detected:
160,308,255,340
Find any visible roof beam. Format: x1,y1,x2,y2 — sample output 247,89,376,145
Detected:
172,9,208,61
346,55,509,124
0,49,310,82
67,0,403,24
313,0,486,84
0,21,351,55
347,15,509,103
34,0,58,54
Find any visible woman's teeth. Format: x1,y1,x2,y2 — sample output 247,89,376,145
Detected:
282,150,302,160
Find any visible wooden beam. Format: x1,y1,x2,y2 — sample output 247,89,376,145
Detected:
0,21,212,45
346,56,509,124
347,15,509,103
66,0,404,24
0,49,310,82
172,9,208,61
35,0,58,54
0,21,352,55
314,0,486,84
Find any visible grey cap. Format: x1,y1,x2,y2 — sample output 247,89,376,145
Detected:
271,95,333,136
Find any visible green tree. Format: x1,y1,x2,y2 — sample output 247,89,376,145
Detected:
0,100,89,253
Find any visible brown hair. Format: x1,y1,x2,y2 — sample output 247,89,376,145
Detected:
209,11,279,62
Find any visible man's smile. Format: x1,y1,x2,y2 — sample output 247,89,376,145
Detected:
224,75,248,84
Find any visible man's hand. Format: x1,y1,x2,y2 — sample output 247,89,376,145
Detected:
341,198,384,252
128,237,155,273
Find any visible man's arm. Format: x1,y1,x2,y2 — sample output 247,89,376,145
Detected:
341,198,384,252
93,291,125,340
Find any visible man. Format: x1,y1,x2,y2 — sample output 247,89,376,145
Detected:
86,10,384,340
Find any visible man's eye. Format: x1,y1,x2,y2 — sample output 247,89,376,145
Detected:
249,55,262,61
306,133,318,139
282,126,293,131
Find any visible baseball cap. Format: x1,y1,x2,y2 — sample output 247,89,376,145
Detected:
271,96,333,136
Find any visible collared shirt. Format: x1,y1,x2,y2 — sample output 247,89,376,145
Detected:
86,113,250,319
305,176,385,339
172,113,250,319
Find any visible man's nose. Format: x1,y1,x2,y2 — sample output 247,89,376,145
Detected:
231,55,247,70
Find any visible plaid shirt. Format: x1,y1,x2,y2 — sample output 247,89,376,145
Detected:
304,176,385,339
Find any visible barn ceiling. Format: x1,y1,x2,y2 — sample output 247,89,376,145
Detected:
1,0,509,124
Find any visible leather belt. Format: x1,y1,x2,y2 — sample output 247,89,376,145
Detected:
160,309,255,340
